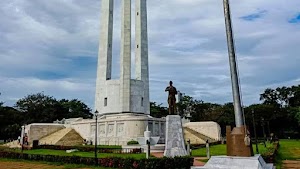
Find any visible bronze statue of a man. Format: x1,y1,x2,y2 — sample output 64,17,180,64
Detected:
165,81,178,115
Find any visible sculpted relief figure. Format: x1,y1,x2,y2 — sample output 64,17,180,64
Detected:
165,81,178,115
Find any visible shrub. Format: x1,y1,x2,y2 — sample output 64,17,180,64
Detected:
261,141,280,163
127,140,139,145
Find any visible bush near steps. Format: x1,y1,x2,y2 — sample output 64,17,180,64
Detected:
261,141,280,163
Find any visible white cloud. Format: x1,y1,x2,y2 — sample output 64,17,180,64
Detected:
0,0,299,109
0,76,94,107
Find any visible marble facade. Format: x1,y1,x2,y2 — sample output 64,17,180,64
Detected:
70,114,165,145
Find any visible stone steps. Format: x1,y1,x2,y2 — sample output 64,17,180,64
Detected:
184,127,216,143
56,129,83,146
39,128,73,145
3,140,21,148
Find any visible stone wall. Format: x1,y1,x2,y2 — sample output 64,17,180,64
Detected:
71,114,165,145
183,122,221,144
72,120,93,141
27,124,65,143
184,129,206,144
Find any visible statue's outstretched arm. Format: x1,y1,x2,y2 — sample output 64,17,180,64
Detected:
165,87,170,92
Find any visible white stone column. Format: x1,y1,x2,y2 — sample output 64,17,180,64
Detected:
20,126,25,145
120,0,132,113
105,122,108,144
135,0,150,114
95,0,114,112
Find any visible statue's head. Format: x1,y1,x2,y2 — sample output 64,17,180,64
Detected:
169,81,173,86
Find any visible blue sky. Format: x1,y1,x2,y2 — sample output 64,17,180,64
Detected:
0,0,300,109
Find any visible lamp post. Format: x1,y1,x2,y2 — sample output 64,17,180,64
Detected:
261,117,267,147
94,110,99,165
21,124,26,153
252,110,259,154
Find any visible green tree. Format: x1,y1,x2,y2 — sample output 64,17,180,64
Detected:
177,95,197,118
15,92,61,124
15,92,93,123
260,88,281,106
289,85,300,107
0,92,93,140
260,85,300,107
150,102,168,118
288,107,300,125
0,106,22,140
59,99,93,119
295,107,300,124
0,92,4,107
258,84,300,137
215,103,235,130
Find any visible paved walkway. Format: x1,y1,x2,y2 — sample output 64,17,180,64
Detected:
282,160,300,169
151,152,206,167
3,140,21,148
0,161,64,169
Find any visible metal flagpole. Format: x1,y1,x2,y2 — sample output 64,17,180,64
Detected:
223,0,244,127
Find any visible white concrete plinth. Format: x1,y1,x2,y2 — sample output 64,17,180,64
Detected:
71,113,165,146
164,115,188,157
192,155,275,169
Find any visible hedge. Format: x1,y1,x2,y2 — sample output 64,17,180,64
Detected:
190,141,222,149
0,150,193,169
127,140,139,145
261,141,280,163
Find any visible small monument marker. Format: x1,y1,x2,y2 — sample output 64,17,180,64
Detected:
137,126,160,159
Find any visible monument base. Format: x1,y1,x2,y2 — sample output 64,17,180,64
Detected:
164,115,188,157
192,155,275,169
226,126,253,157
71,113,166,146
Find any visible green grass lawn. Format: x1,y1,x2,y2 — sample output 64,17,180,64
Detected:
275,139,300,168
191,140,300,169
277,139,300,160
23,149,146,159
191,143,272,157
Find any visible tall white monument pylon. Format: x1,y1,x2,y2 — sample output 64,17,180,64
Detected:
90,0,165,146
95,0,150,115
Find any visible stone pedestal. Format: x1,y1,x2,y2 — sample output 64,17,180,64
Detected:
164,115,188,157
71,113,165,146
226,126,253,157
192,155,275,169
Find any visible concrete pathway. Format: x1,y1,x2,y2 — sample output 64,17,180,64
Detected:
193,157,206,166
282,160,300,169
3,140,21,148
151,152,206,167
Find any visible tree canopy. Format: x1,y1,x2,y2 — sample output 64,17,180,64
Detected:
0,92,92,140
1,83,300,140
151,84,300,138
